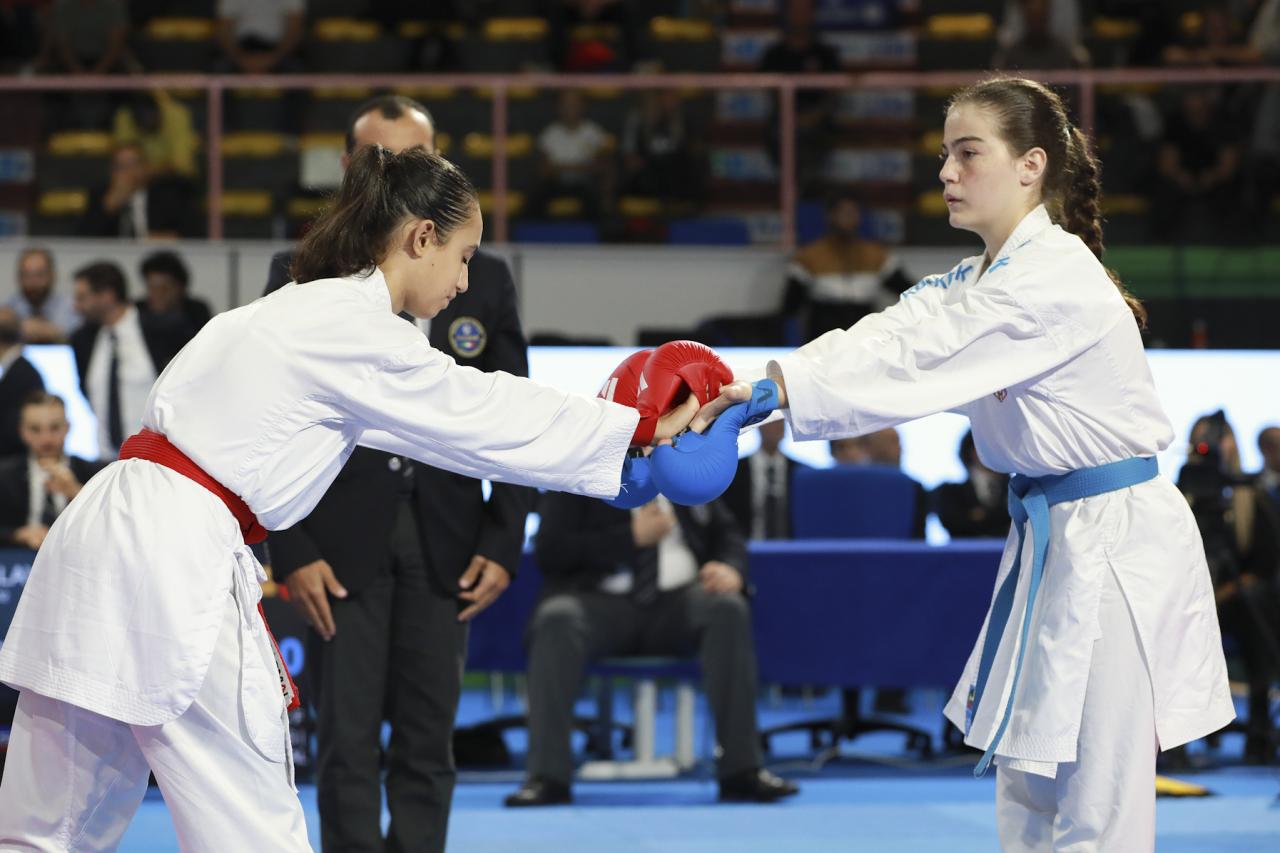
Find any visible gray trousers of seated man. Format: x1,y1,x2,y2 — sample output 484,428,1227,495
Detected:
525,584,764,783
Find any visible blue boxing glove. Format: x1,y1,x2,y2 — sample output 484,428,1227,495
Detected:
605,450,660,510
650,379,779,506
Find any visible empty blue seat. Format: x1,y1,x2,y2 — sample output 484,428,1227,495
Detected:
667,217,751,246
512,221,601,244
791,465,920,540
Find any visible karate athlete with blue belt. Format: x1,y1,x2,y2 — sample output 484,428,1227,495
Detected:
698,78,1234,851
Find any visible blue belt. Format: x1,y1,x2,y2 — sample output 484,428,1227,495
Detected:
970,456,1158,777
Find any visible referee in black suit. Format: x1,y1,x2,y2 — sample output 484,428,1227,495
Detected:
265,95,534,853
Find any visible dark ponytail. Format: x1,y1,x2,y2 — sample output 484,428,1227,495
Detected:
291,145,478,285
949,77,1146,329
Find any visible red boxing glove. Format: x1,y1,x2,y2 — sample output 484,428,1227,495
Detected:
631,341,733,447
597,349,652,408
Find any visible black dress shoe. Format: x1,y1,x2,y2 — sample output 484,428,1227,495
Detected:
718,768,799,803
504,777,572,807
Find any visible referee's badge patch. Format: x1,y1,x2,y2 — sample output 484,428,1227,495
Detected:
449,316,487,358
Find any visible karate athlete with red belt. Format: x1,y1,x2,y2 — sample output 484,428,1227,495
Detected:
0,147,723,852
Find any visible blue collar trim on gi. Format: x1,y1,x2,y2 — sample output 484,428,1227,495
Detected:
970,455,1159,778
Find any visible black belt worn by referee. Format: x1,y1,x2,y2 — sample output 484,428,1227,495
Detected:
263,247,534,853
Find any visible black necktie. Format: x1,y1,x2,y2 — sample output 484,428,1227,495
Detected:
631,544,660,607
40,487,58,527
763,458,785,539
107,328,124,450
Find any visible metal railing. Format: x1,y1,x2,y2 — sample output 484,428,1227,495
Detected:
4,66,1279,243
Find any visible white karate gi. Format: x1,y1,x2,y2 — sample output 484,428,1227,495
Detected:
0,268,638,851
771,205,1234,851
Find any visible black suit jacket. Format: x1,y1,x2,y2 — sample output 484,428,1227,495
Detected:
721,452,804,539
69,314,190,401
934,479,1012,539
534,491,748,595
79,177,196,238
263,249,535,595
0,453,107,543
0,355,45,458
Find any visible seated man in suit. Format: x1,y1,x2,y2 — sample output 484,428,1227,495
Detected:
506,492,798,807
70,261,191,459
0,307,45,458
0,392,106,551
934,430,1011,539
723,418,804,540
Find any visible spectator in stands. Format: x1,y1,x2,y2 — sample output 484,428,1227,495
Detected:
548,0,638,72
993,0,1090,70
506,491,797,806
1257,425,1280,506
1178,412,1280,764
215,0,305,75
1152,87,1244,242
69,261,189,459
34,0,131,75
112,90,200,180
0,1,46,72
1163,5,1267,67
0,392,105,552
619,90,701,204
7,248,80,344
783,192,912,343
997,0,1082,54
137,250,211,337
934,431,1012,539
828,435,865,465
723,419,803,539
533,90,613,218
0,308,46,459
758,13,840,192
79,142,196,239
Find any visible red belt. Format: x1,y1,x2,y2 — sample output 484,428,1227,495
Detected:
119,429,299,711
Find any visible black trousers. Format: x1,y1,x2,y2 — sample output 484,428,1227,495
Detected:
525,584,764,785
311,500,468,853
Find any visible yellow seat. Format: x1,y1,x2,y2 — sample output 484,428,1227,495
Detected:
463,133,533,159
547,196,584,218
313,18,380,42
299,133,345,151
314,86,374,101
570,23,621,42
483,17,548,41
649,17,715,41
925,14,995,40
144,17,215,41
288,197,329,219
393,84,457,101
1091,17,1140,40
476,190,525,216
618,196,662,217
222,132,289,158
37,189,89,216
220,190,273,217
1102,194,1149,215
918,129,944,155
916,191,948,217
47,131,113,157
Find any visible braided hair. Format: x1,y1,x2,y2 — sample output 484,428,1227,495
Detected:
949,78,1146,328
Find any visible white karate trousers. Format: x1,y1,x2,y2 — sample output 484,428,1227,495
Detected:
0,594,311,853
995,566,1158,852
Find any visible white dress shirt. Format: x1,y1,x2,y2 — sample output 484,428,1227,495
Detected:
25,456,68,527
604,496,699,594
748,450,788,539
87,306,157,458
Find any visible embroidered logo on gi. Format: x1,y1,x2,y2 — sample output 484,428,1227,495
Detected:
994,389,1008,402
987,257,1011,274
448,317,486,359
903,261,976,298
965,683,976,734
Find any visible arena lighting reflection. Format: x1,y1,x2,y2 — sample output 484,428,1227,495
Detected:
21,345,1278,544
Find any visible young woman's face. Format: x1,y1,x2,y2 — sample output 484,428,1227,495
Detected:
406,206,482,318
938,104,1028,241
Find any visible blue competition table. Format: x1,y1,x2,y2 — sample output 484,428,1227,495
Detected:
0,542,1007,697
